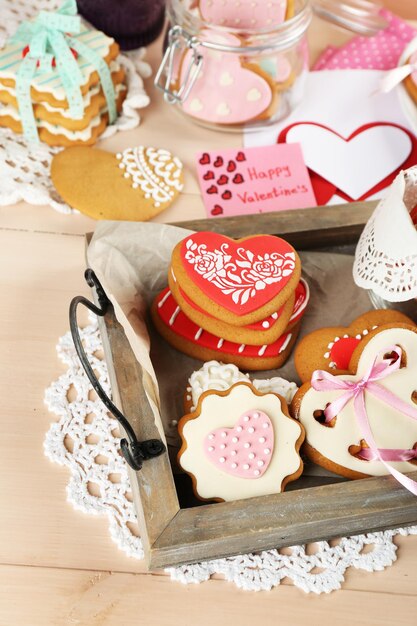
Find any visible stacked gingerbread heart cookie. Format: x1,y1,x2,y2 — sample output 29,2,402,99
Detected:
151,231,309,370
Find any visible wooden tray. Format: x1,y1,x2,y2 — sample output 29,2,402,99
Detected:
87,202,417,570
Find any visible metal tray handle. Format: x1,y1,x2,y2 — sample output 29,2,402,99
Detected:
69,269,166,471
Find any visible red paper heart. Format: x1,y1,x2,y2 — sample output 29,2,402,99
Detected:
330,337,361,370
180,233,297,315
22,45,78,68
277,122,417,203
203,170,215,180
218,175,229,185
236,151,246,162
214,156,224,167
207,185,218,194
199,153,210,165
233,173,244,184
222,190,232,200
204,410,274,478
211,204,224,216
227,160,237,172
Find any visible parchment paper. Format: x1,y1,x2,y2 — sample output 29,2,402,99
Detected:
87,221,374,458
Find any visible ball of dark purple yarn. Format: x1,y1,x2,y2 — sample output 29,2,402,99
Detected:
76,0,166,49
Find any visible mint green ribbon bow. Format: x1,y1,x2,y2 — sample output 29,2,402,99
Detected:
11,0,116,144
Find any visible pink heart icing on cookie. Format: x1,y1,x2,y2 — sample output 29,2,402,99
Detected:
204,410,274,478
181,31,272,125
199,0,288,29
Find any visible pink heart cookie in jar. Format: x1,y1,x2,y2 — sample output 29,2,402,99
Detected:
198,0,294,29
178,31,277,125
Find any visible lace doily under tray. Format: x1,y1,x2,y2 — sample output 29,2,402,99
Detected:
44,316,417,594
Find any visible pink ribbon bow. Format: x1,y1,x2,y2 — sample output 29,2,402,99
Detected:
311,346,417,495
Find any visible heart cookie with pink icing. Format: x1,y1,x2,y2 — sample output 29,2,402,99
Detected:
178,31,277,125
198,0,294,29
178,381,304,501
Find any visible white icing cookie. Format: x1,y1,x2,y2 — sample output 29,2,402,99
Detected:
185,360,298,412
294,327,417,478
179,382,304,502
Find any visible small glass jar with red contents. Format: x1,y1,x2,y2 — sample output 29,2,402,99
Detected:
155,0,312,131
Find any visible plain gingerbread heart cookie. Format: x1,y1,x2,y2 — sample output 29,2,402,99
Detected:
292,324,417,480
294,309,415,383
178,381,305,502
51,145,184,220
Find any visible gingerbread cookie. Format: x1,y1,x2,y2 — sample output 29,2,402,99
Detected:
51,145,184,220
179,31,277,126
151,287,300,370
294,310,415,383
171,232,301,326
184,360,298,412
178,381,304,501
292,324,417,480
198,0,295,28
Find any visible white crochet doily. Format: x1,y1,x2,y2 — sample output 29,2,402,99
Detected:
44,315,417,594
0,0,151,214
353,166,417,302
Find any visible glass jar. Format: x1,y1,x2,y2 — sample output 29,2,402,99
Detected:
155,0,312,132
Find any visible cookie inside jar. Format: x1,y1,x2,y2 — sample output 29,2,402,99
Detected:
155,0,312,131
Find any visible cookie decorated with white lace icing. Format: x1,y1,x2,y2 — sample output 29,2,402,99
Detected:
184,360,299,413
178,381,304,502
294,309,415,383
51,145,184,220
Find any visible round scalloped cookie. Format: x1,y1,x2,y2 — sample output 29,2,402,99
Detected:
0,67,126,131
291,323,417,480
198,0,295,28
51,145,184,219
183,359,299,413
171,231,301,327
293,309,415,383
178,381,305,502
151,287,301,370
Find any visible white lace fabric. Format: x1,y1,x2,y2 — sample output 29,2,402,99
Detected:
0,0,151,214
353,166,417,302
44,316,417,593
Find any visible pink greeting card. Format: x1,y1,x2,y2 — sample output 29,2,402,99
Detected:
196,143,316,218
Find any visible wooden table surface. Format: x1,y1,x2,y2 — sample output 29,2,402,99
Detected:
1,13,417,626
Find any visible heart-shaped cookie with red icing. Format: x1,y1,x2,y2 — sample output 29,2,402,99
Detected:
171,231,301,326
294,309,415,383
178,382,304,502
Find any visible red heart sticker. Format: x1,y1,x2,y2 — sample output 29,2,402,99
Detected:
214,156,224,167
203,170,215,180
222,190,232,200
207,185,218,194
211,205,224,216
180,233,297,315
236,151,246,162
199,153,210,165
217,175,229,185
233,173,244,184
227,160,236,172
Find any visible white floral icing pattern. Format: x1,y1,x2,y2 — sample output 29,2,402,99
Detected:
184,239,296,306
